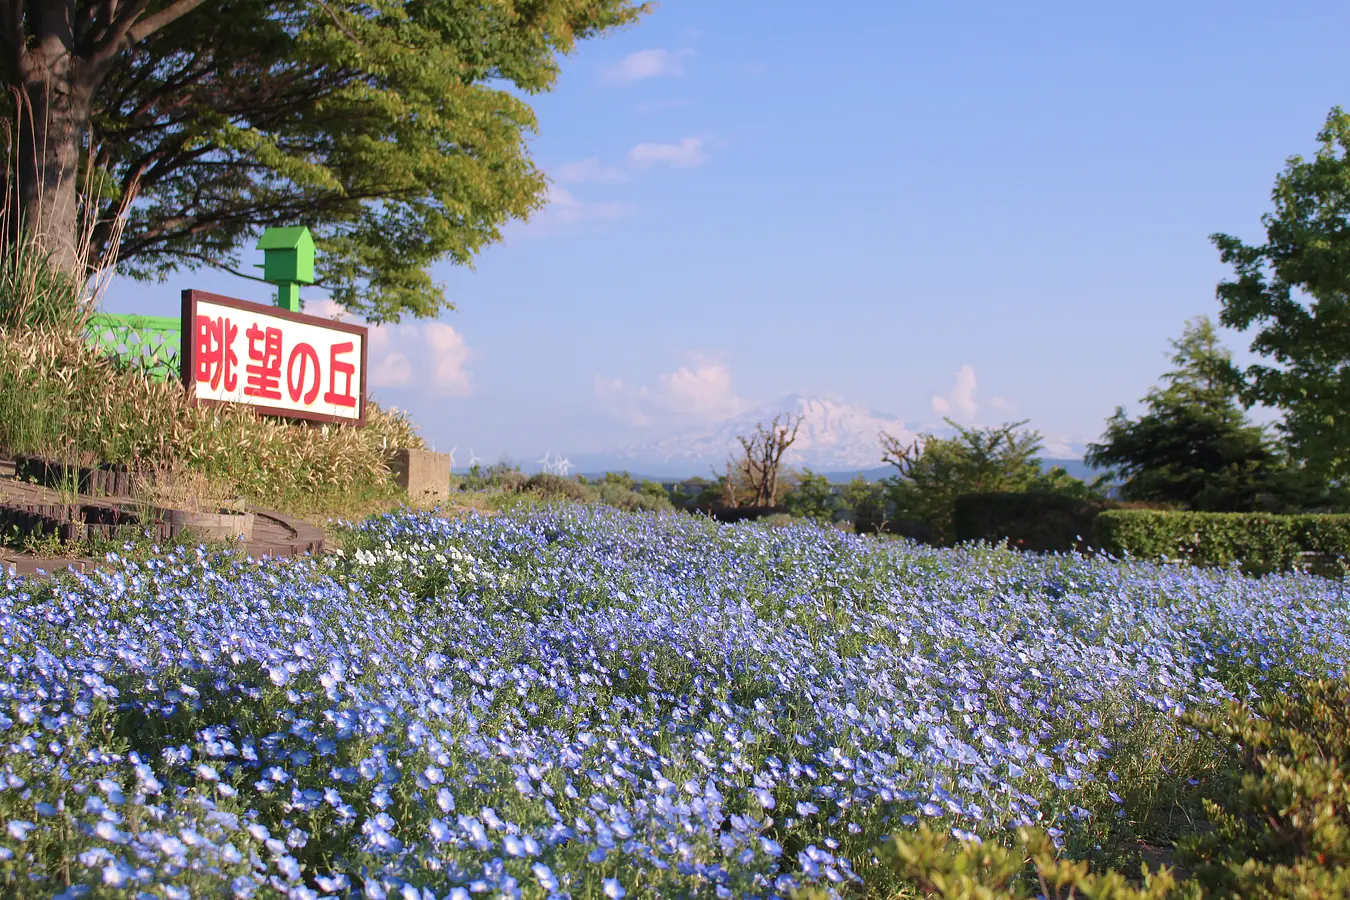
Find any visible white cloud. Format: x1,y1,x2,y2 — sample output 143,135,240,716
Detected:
602,48,690,85
371,352,412,388
539,185,632,226
526,138,712,239
552,157,629,185
628,137,707,169
596,358,748,425
931,364,979,422
297,298,474,396
656,362,746,420
425,323,473,396
304,297,345,321
593,375,650,426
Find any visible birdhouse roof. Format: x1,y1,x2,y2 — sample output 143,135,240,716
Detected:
256,226,314,251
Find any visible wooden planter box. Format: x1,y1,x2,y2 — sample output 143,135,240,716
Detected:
0,501,249,546
0,501,154,543
165,510,255,542
13,456,150,498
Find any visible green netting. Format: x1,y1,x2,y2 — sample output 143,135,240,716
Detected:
84,313,182,382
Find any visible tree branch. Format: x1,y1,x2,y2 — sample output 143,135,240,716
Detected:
314,0,363,46
179,251,274,285
126,0,210,44
90,0,208,69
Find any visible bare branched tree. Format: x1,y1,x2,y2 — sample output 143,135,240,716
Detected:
729,413,802,507
879,430,923,478
719,460,740,507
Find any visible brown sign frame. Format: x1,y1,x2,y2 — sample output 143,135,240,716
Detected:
180,289,369,427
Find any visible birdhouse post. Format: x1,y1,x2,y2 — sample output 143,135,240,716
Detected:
255,226,316,312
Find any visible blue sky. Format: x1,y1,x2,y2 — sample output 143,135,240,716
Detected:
102,0,1350,462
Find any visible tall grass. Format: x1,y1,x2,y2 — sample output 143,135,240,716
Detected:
0,85,133,333
0,234,84,331
0,325,425,507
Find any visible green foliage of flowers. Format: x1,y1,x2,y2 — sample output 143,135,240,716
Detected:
1,505,1349,896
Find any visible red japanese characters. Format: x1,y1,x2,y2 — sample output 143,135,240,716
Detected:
183,291,367,426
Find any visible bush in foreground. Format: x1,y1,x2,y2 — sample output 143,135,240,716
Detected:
840,825,1182,900
1176,674,1350,897
0,326,422,508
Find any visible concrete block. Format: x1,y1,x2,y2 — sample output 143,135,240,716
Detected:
389,449,450,503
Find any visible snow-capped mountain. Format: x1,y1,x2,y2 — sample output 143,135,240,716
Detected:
566,393,1087,479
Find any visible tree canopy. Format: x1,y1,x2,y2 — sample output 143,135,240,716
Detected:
1085,317,1313,512
1213,107,1350,480
3,0,647,322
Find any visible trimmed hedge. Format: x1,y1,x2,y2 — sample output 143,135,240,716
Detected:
696,505,787,524
1093,509,1350,573
953,492,1117,553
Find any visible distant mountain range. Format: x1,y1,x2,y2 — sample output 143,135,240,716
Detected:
547,393,1093,481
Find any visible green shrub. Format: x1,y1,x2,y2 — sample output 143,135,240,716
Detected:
458,460,527,492
596,480,672,513
784,468,838,524
842,475,888,533
880,420,1102,544
0,235,86,332
796,826,1182,900
1093,509,1350,573
522,472,599,504
699,504,786,523
498,471,673,513
758,512,803,528
1176,674,1350,897
637,478,673,505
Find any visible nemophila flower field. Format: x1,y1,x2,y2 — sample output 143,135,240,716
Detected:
2,506,1349,899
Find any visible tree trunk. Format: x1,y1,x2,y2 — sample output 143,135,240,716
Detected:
15,51,93,276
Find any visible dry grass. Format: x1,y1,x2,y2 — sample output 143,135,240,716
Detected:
0,327,425,513
133,460,242,515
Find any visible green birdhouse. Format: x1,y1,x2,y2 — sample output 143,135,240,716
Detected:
256,226,315,311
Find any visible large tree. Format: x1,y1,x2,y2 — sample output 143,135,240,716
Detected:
2,0,645,322
1085,316,1317,512
1213,107,1350,480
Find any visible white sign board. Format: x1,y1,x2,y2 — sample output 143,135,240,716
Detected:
181,290,367,425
